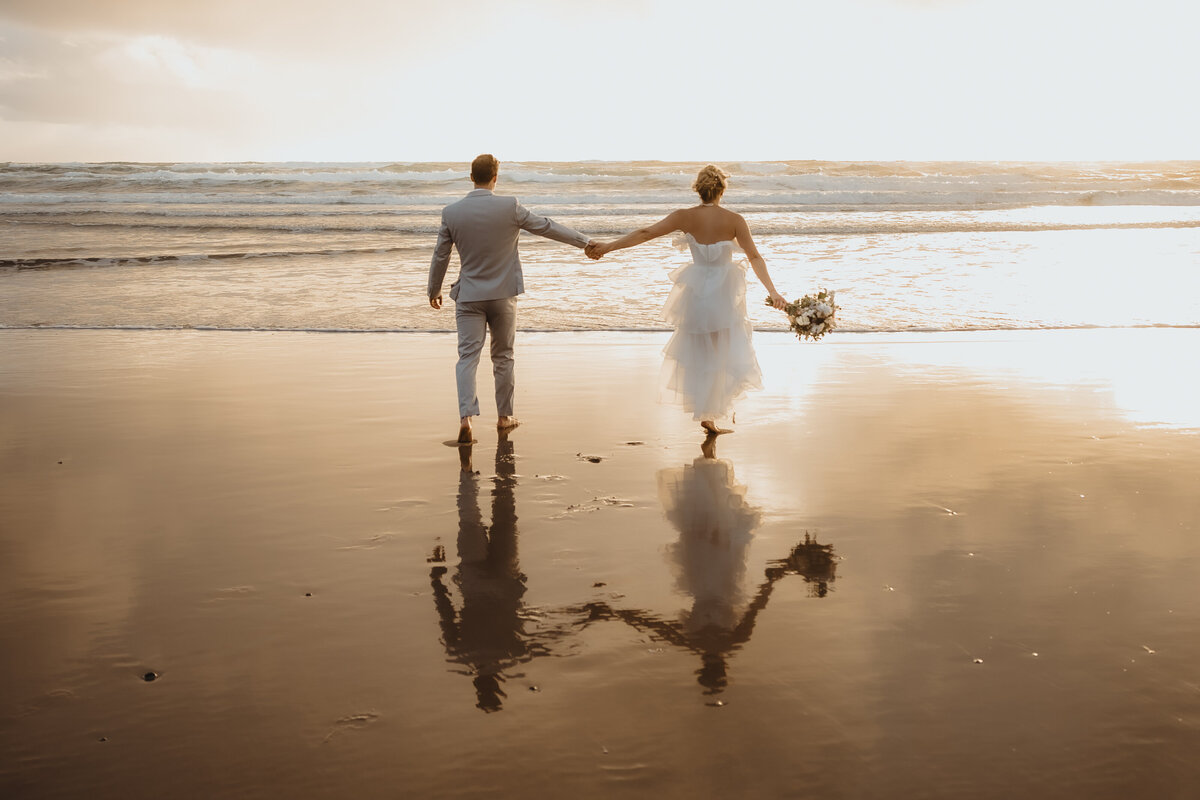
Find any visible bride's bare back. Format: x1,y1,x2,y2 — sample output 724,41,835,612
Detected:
676,204,740,245
595,202,784,311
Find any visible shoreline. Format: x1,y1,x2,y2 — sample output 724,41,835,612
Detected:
4,323,1200,334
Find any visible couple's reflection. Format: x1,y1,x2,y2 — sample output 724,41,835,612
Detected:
429,434,532,712
588,434,839,695
430,433,838,710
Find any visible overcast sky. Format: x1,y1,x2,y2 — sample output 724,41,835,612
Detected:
1,0,1196,162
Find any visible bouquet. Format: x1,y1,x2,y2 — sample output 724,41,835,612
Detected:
768,289,838,341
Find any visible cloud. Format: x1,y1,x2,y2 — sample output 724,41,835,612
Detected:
0,0,525,57
0,54,46,83
2,0,1198,160
97,35,251,91
0,26,257,126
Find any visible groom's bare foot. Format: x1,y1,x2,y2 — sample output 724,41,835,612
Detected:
701,420,732,435
497,416,520,432
457,417,473,444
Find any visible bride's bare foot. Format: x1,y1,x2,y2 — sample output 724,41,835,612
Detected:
498,416,520,432
457,417,473,444
701,420,732,435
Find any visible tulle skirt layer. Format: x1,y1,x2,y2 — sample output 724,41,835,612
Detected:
660,261,763,421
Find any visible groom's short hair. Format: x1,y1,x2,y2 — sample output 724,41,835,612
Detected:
471,154,499,184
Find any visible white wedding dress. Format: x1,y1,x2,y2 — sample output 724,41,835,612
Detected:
660,234,764,421
658,456,761,631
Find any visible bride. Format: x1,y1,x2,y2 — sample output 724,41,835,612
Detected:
587,165,787,435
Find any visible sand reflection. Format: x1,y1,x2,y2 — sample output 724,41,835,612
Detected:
430,434,840,709
661,437,761,634
580,437,839,697
429,436,563,712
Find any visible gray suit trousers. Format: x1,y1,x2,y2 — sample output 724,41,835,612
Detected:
455,296,517,418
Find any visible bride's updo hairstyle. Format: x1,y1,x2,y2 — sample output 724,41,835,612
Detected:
692,164,729,203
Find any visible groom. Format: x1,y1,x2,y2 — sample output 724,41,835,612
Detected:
429,154,594,443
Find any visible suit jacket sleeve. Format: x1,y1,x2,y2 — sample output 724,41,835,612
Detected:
428,213,454,298
514,200,590,249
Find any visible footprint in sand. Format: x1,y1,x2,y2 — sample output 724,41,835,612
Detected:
337,532,401,550
323,711,381,743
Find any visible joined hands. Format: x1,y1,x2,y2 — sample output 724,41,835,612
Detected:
585,241,608,260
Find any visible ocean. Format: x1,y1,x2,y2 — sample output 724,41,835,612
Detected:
2,160,1199,333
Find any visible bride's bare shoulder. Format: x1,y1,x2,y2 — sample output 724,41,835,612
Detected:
674,204,734,220
728,208,751,227
669,205,700,228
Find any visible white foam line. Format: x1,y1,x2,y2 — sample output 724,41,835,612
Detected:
3,323,1197,334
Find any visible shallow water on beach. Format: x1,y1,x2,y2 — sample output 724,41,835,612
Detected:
2,329,1199,798
3,160,1200,333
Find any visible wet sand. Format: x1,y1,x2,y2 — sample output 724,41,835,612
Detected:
2,328,1200,799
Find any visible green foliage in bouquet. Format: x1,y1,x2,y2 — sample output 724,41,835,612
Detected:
767,289,839,341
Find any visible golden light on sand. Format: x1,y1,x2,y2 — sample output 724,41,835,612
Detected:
4,327,1200,796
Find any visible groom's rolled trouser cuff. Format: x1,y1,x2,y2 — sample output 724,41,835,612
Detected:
454,297,517,418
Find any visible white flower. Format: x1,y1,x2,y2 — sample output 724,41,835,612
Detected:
785,289,838,341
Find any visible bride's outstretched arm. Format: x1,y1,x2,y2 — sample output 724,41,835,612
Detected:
593,210,684,257
735,215,787,310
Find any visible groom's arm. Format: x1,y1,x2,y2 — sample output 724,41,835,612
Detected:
428,214,454,299
514,200,591,249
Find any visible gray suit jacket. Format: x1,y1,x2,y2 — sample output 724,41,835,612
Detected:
428,189,590,303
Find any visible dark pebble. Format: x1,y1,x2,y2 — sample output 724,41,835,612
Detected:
98,737,108,742
305,592,312,597
593,582,607,588
142,672,158,682
58,461,63,465
587,456,602,463
528,686,540,693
